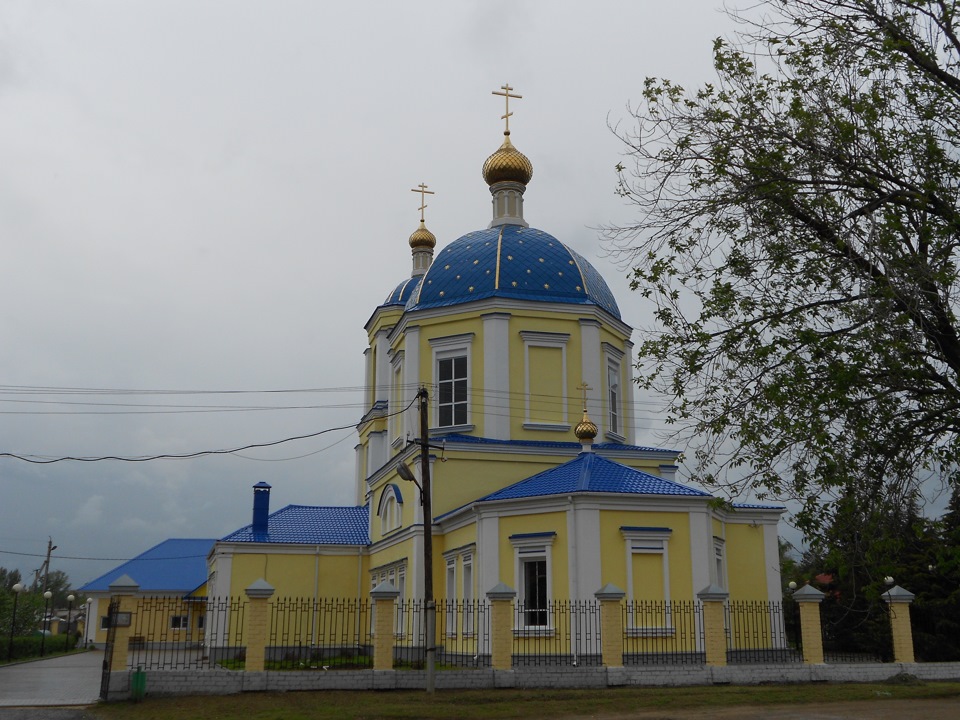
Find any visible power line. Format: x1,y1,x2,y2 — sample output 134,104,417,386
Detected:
0,396,417,464
0,549,208,562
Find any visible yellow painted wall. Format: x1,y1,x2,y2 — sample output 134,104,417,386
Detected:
598,510,693,601
437,523,477,559
725,523,769,601
228,550,363,599
712,518,724,538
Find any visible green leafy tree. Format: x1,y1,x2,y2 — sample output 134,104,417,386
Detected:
608,0,960,532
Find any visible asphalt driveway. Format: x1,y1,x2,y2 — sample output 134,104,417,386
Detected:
0,652,102,708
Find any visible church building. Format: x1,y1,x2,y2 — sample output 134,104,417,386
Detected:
203,86,785,621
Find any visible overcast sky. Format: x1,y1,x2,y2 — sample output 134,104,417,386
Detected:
0,0,744,589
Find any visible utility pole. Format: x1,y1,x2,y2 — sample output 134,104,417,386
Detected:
42,537,57,595
418,387,436,694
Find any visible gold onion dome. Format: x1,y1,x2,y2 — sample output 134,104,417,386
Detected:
409,220,437,249
575,410,599,441
482,132,533,186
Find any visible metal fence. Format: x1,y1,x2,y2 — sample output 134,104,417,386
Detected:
267,598,373,669
392,599,490,669
125,596,246,670
726,600,801,664
623,600,705,665
819,598,891,663
512,600,602,666
911,599,960,662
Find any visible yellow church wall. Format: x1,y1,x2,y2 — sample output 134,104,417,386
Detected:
496,512,570,599
724,523,769,601
712,517,724,538
437,523,477,561
598,510,694,601
227,550,363,600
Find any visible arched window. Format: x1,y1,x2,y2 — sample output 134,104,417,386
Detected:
378,484,403,534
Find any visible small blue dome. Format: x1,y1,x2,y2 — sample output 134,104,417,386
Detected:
405,226,620,319
382,276,423,307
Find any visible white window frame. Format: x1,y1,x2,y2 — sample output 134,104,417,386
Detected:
170,614,190,630
713,537,727,589
520,331,570,431
429,334,474,431
603,343,626,442
510,532,556,632
100,615,110,631
462,553,475,636
445,557,457,636
621,526,672,633
390,351,405,446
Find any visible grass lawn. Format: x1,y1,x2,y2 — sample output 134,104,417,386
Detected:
90,680,960,720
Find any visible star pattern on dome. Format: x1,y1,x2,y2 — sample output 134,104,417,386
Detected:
407,226,621,318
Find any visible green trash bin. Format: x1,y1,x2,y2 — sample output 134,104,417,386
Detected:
131,666,146,702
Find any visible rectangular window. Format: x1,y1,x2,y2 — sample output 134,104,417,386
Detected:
714,538,726,588
438,355,468,427
197,615,205,630
608,363,620,436
100,615,110,630
522,559,548,627
445,559,457,634
170,615,189,630
462,556,474,634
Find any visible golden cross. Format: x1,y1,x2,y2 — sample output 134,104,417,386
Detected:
410,183,435,222
492,83,522,134
576,382,591,410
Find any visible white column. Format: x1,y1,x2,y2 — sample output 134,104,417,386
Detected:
374,330,391,403
363,347,373,408
624,339,636,444
688,510,712,596
478,514,500,600
482,312,511,440
763,521,783,604
403,326,421,440
579,319,602,434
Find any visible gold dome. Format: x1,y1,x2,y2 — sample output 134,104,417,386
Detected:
482,132,533,186
575,410,598,441
409,220,437,249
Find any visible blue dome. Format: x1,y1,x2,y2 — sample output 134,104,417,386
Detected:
405,226,620,319
382,276,423,307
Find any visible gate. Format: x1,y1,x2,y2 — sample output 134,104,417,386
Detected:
99,598,119,701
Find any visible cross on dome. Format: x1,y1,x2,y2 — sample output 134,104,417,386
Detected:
411,182,435,223
492,83,522,135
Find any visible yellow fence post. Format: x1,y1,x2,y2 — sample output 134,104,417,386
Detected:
697,584,728,667
882,584,916,664
243,579,275,672
107,574,140,674
792,583,825,664
595,583,625,668
371,581,400,671
486,583,516,671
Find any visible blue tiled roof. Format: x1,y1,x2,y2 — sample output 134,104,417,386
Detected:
383,276,423,307
78,538,215,593
406,226,621,320
479,452,711,502
220,504,369,545
732,503,786,511
438,433,677,455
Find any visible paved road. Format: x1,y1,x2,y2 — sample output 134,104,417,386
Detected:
0,652,102,709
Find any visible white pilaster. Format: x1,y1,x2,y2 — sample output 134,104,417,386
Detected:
688,510,712,597
374,330,391,403
482,312,512,440
403,326,421,441
763,521,783,604
624,338,636,444
579,319,602,434
568,503,600,601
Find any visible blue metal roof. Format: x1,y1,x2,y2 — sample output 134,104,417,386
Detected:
406,226,621,319
220,504,369,545
383,276,423,307
732,503,786,510
438,433,677,455
78,538,215,593
478,452,711,502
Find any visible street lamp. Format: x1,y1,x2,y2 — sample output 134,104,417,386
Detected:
40,591,52,656
86,598,93,648
65,595,75,652
7,583,24,661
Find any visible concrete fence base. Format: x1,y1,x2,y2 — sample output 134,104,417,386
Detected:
104,661,960,700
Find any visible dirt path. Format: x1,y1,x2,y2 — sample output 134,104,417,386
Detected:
574,697,960,720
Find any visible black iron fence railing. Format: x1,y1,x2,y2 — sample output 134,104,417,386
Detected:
267,597,372,669
726,600,801,664
819,598,891,663
911,598,960,662
512,600,602,666
125,596,246,670
391,599,490,669
622,600,705,665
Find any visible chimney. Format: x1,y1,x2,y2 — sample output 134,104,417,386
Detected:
252,482,272,535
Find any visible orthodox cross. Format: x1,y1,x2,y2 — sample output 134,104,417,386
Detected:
492,83,522,134
411,183,435,222
577,381,591,411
